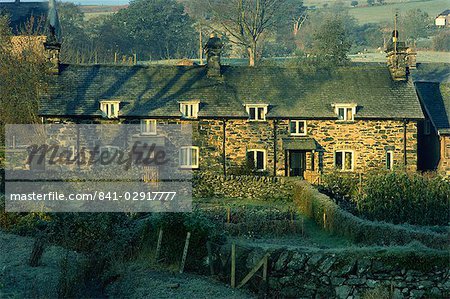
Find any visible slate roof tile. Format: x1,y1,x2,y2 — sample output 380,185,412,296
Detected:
39,64,424,120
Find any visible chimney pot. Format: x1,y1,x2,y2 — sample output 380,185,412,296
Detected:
204,34,223,78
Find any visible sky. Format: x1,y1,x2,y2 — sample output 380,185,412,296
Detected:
0,0,130,5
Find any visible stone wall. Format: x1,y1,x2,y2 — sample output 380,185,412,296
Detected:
42,117,419,176
193,174,294,200
220,245,449,299
439,135,450,176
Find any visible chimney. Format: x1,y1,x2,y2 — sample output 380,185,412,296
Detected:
44,0,61,74
204,33,223,77
385,13,416,81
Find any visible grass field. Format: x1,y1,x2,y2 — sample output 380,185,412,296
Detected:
348,0,448,24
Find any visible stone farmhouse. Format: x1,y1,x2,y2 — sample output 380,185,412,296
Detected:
14,2,448,180
0,0,48,34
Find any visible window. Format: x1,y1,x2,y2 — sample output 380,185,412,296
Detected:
100,101,120,118
334,150,354,171
179,146,199,169
180,101,200,119
140,119,157,135
424,120,431,135
290,120,307,136
246,104,268,121
246,149,266,171
386,150,394,170
334,104,356,121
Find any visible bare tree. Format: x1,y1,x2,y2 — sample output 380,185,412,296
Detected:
209,0,287,66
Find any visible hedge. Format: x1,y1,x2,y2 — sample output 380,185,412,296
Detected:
294,181,449,250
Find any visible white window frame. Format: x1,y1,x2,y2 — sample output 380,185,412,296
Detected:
247,149,267,171
179,101,200,119
386,150,394,170
140,119,157,135
179,146,199,169
245,104,268,121
290,120,307,136
334,150,354,171
100,100,120,118
334,104,357,121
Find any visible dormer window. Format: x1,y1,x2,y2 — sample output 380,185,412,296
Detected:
334,104,357,121
140,119,157,135
246,104,268,121
180,101,200,119
100,100,120,118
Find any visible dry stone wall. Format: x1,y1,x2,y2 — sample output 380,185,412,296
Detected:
221,245,449,299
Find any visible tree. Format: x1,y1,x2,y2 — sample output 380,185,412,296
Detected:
100,0,196,60
0,16,48,145
351,1,358,7
208,0,300,66
311,17,352,66
367,0,375,6
57,3,93,63
295,7,356,58
432,30,450,51
399,9,430,43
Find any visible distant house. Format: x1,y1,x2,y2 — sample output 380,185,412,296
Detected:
416,82,450,176
435,9,450,27
0,0,48,34
0,0,54,58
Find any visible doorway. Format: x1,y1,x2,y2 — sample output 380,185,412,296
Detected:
287,150,306,177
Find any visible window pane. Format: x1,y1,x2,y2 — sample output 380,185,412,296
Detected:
338,108,345,120
190,148,198,166
344,152,352,170
180,148,186,165
386,152,392,170
335,152,343,169
256,151,264,170
298,121,305,134
290,121,297,134
257,108,264,120
249,108,256,120
346,108,352,121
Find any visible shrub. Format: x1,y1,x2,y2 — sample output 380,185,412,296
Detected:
144,211,225,273
358,172,449,226
432,30,450,51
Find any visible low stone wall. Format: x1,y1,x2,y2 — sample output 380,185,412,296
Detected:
220,244,450,299
193,174,295,200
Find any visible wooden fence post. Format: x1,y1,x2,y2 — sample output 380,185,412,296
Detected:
227,207,231,224
154,228,163,262
179,232,191,274
231,242,236,288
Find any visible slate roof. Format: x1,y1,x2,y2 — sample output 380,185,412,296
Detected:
415,82,450,135
0,1,48,34
39,64,424,120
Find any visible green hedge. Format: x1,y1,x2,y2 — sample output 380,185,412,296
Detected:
358,172,449,226
294,182,449,250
